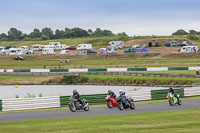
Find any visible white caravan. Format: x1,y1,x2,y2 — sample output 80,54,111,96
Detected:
0,47,9,55
20,46,29,51
179,46,199,53
42,48,56,55
77,44,92,50
31,44,43,51
49,42,68,50
108,41,124,49
9,48,25,55
98,48,107,54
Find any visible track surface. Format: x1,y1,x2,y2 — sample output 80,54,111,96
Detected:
0,99,200,122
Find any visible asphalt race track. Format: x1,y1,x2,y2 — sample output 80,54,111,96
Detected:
0,99,200,122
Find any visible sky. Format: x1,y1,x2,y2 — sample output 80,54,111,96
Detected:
0,0,200,36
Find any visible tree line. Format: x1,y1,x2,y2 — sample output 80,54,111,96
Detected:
0,27,128,41
172,29,200,35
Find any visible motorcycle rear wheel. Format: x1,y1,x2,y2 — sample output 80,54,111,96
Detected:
84,106,89,111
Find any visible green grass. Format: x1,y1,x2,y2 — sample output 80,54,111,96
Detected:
1,57,200,69
81,75,200,85
139,70,197,75
0,36,134,48
0,75,61,84
0,108,200,133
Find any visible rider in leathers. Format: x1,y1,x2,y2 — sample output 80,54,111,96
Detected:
73,89,85,106
169,87,179,101
117,89,129,107
108,90,116,99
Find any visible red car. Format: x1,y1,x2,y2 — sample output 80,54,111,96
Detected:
66,46,76,50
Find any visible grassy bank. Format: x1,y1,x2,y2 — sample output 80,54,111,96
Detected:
61,75,200,86
0,74,199,85
0,108,200,133
0,75,61,85
1,56,200,69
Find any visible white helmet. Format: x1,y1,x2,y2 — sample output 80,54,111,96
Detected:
119,89,123,94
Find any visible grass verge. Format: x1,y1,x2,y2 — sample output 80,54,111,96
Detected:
0,108,200,133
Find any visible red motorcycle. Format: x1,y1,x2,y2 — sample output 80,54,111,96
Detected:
105,95,118,108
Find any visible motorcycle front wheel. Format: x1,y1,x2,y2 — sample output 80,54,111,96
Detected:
169,99,175,106
118,102,124,110
69,103,76,112
130,102,135,110
84,106,89,111
107,101,113,109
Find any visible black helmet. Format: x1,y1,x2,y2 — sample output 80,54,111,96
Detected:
73,89,77,95
108,90,112,94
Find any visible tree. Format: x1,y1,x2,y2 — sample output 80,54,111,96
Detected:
102,30,113,36
189,30,197,35
0,33,7,39
8,28,23,40
172,29,188,35
93,28,103,36
42,28,53,39
87,29,93,36
117,32,128,36
54,29,65,39
29,29,42,38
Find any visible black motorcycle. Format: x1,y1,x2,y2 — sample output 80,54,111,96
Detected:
68,96,89,112
116,96,135,110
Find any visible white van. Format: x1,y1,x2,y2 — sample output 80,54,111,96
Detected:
9,48,24,55
42,48,56,55
77,44,92,50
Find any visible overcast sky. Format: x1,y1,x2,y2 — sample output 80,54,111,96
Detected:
0,0,199,36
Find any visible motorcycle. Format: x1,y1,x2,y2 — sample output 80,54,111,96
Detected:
116,96,135,110
105,95,118,108
69,96,89,112
167,92,182,106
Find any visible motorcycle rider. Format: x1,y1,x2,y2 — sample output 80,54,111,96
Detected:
72,89,85,106
108,90,116,99
169,87,179,101
118,89,129,107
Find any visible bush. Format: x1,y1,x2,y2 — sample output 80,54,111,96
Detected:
61,75,89,84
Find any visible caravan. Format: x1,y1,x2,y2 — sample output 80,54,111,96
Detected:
49,42,68,50
77,44,92,50
108,41,124,49
42,48,56,55
9,48,25,55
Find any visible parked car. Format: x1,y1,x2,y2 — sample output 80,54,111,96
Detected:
132,44,140,48
66,46,76,50
13,56,24,60
87,49,97,54
60,50,70,55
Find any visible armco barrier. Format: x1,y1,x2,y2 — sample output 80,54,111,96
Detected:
13,69,30,72
2,96,60,111
151,88,184,100
168,67,188,71
127,68,147,71
50,69,68,72
88,68,107,72
0,100,2,111
60,94,107,107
